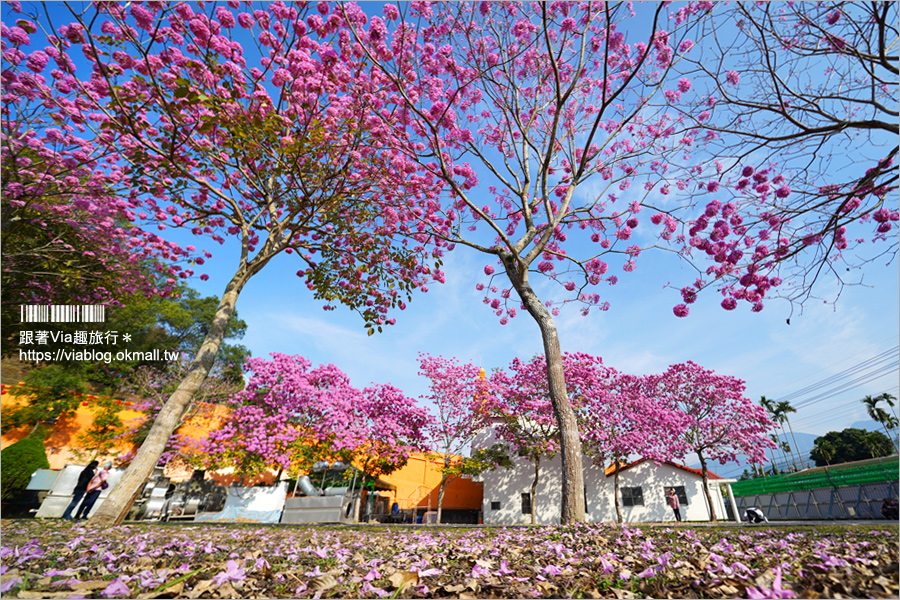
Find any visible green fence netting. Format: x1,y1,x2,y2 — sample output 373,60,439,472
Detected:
731,456,899,496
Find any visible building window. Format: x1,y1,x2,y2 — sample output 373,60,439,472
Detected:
521,493,532,515
491,501,501,511
622,486,644,507
667,485,688,505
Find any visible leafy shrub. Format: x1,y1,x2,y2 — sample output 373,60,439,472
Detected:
1,427,50,498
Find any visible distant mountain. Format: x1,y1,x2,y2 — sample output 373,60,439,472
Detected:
772,430,819,462
849,419,897,435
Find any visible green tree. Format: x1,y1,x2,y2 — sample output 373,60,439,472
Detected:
810,428,893,467
89,284,251,387
71,395,126,463
0,427,50,498
861,394,899,453
1,365,86,434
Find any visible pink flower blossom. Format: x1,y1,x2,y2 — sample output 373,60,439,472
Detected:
25,50,49,73
102,577,131,598
726,70,740,85
616,227,632,240
6,26,30,45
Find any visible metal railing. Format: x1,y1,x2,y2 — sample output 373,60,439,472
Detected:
734,481,899,520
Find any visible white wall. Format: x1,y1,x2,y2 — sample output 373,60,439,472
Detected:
591,460,731,523
475,427,731,524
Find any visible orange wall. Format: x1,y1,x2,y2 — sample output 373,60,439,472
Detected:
1,385,484,511
384,453,483,511
0,384,226,473
1,384,142,469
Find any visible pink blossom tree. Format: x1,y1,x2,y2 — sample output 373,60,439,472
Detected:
580,372,689,524
485,353,616,524
350,1,896,523
671,2,898,313
1,13,191,342
2,2,445,525
203,353,432,486
644,361,777,522
418,353,491,524
348,0,714,524
350,383,433,482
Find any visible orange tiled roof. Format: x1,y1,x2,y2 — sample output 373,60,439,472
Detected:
605,457,723,480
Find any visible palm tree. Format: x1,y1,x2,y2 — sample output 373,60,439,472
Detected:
776,400,804,470
762,396,796,471
815,439,836,467
861,395,899,453
813,439,845,514
876,393,898,449
767,433,789,474
877,392,898,421
764,434,778,475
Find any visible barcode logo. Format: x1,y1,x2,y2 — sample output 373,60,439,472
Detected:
20,305,106,323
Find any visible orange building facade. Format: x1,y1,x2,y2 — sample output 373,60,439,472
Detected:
379,452,484,516
1,385,483,518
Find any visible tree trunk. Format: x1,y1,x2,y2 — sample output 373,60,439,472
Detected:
530,457,540,525
697,451,717,522
88,269,251,527
613,461,623,524
785,419,804,470
878,418,898,453
504,253,585,524
436,455,450,525
776,430,790,472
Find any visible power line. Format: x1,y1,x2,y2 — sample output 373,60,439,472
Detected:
762,336,899,397
777,346,898,408
722,349,899,479
793,362,898,409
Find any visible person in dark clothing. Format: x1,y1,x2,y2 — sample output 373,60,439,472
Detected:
881,498,898,520
743,507,768,523
61,461,98,521
73,462,111,520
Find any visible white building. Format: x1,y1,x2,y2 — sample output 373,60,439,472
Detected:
475,428,739,524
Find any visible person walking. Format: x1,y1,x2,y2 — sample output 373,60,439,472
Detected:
73,462,111,520
666,488,682,522
61,460,98,521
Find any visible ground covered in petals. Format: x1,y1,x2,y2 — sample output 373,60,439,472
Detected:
1,520,897,599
